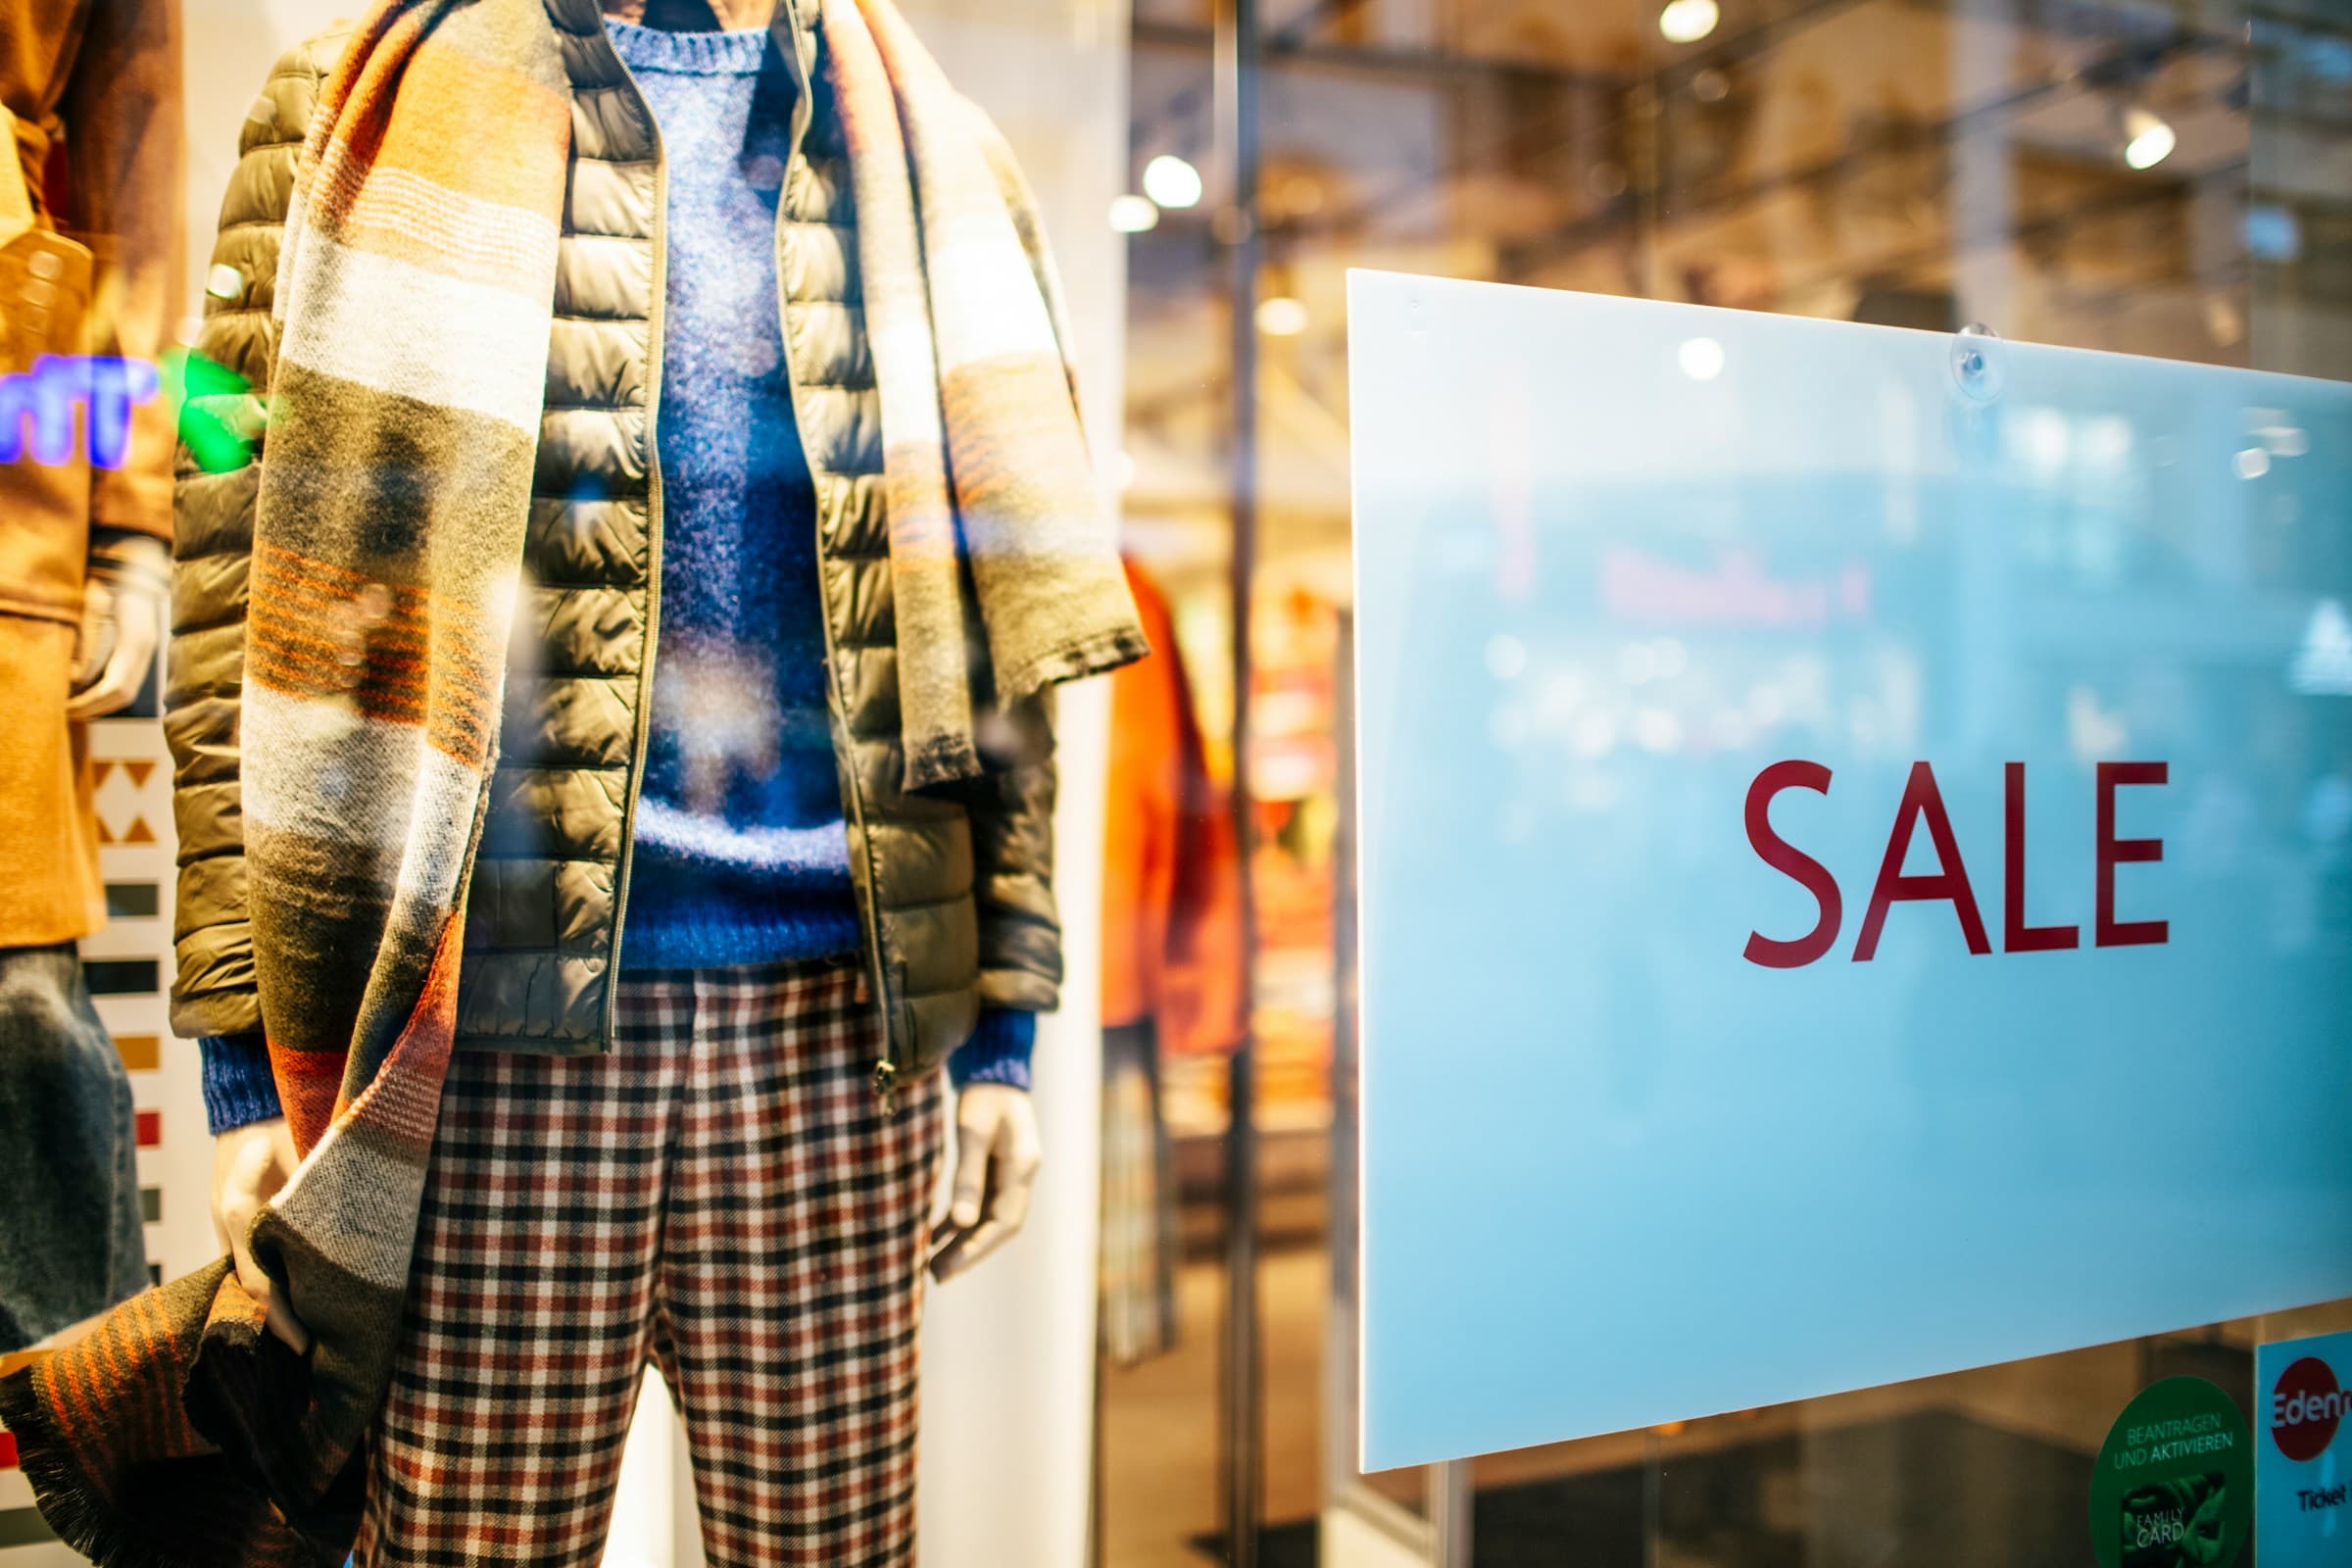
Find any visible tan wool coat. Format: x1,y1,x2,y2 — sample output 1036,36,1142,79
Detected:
0,0,181,948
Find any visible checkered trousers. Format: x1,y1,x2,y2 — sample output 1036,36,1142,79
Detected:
354,956,945,1568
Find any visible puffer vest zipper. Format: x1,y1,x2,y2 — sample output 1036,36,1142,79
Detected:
486,0,906,1060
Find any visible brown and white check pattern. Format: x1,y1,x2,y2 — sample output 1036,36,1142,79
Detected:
353,957,944,1568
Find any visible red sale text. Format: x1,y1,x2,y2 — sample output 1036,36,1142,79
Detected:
1741,760,2168,969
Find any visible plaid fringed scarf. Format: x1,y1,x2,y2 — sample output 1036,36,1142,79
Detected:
0,1,572,1562
823,0,1146,789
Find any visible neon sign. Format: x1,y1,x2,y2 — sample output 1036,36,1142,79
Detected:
0,354,160,469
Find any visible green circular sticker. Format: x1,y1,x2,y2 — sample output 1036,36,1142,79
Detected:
2090,1376,2252,1568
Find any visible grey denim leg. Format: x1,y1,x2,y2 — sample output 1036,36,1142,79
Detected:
0,945,147,1350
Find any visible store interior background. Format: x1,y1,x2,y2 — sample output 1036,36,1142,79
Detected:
4,0,2352,1565
1108,0,2352,1565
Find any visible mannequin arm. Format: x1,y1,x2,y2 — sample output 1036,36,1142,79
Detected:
67,534,167,719
55,0,181,717
929,1083,1043,1282
928,693,1061,1279
957,689,1064,1011
211,1117,309,1349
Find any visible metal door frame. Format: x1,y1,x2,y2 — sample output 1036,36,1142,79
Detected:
1320,611,1471,1568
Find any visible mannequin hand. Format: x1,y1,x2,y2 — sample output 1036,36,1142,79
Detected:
928,1083,1042,1283
210,1117,310,1352
67,570,162,720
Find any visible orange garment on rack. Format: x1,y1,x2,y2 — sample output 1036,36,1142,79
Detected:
1100,561,1247,1056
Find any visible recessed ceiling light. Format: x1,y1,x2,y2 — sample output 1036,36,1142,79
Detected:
1142,154,1204,210
1658,0,1719,44
2123,107,2175,170
1256,296,1309,336
1108,194,1159,232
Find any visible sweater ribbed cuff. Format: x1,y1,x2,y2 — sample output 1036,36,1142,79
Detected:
199,1033,283,1136
950,1007,1035,1093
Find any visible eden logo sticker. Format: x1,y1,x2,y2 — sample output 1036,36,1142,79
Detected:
2256,1331,2351,1564
2272,1357,2345,1465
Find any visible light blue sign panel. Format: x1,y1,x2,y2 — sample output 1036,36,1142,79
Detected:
2258,1330,2352,1563
1349,270,2352,1470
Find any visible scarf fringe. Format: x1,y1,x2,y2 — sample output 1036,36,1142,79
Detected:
0,1363,164,1568
999,623,1153,708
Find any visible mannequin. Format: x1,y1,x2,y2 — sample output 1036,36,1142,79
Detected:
161,0,1138,1562
1099,560,1245,1362
0,0,181,1353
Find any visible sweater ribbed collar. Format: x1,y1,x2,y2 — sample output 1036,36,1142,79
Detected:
542,0,812,47
604,17,772,72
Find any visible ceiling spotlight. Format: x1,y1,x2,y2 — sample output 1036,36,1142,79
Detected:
1256,296,1309,336
1142,154,1204,210
1108,194,1159,233
2122,106,2175,171
1658,0,1719,43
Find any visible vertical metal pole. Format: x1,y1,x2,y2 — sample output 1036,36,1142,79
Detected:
1630,70,1661,303
1430,1460,1475,1568
1325,615,1361,1518
1214,0,1263,1560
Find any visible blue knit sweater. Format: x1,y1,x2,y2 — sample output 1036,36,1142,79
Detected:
198,22,1031,1135
618,18,858,970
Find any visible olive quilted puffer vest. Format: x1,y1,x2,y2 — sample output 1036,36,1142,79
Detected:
166,0,1061,1085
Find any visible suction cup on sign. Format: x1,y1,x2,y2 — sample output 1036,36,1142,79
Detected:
1949,321,2007,405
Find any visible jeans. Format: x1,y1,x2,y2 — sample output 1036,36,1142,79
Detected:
0,944,146,1350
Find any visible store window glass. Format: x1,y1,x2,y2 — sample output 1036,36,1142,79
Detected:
1106,0,2352,1565
2,0,2348,1564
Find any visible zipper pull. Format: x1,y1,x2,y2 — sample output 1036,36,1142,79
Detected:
870,1057,900,1115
